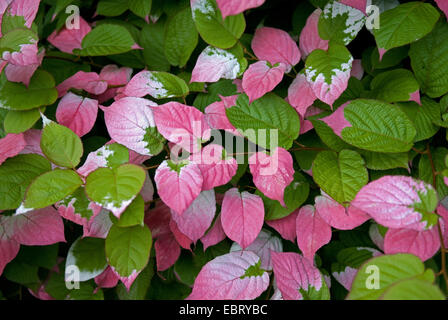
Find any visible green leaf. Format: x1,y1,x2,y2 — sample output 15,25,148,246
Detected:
164,7,198,67
41,121,84,168
311,118,352,152
110,194,145,227
96,0,129,17
373,2,439,51
105,224,152,277
85,164,146,215
380,278,445,300
14,244,59,270
4,108,43,134
358,150,408,171
340,99,416,153
261,172,310,221
66,237,108,281
76,24,136,56
3,261,40,288
370,69,419,103
370,46,409,70
193,79,237,112
0,28,38,54
313,149,368,204
0,154,51,210
1,13,28,35
0,70,58,111
23,169,83,210
128,0,152,19
226,94,300,150
140,18,171,71
397,98,441,142
144,71,189,98
191,0,245,49
318,0,365,45
410,21,448,98
348,253,433,300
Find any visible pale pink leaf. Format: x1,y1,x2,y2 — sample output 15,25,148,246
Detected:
56,93,98,137
6,207,65,245
384,227,440,261
216,0,265,19
252,27,301,71
249,147,294,206
99,64,132,86
193,144,238,190
315,194,369,230
102,97,158,156
271,251,322,300
154,233,181,271
83,209,113,239
57,71,108,97
47,17,91,54
287,72,316,117
200,213,226,251
152,102,211,154
191,46,243,83
220,188,264,249
187,251,270,300
296,205,332,262
170,190,216,242
230,229,283,271
299,9,329,60
369,223,385,251
351,176,438,231
0,133,26,165
332,266,358,291
242,60,286,102
266,210,298,242
154,160,203,215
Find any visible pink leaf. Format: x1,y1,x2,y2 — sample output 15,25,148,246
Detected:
191,46,242,83
170,190,216,242
409,90,421,105
4,48,44,86
82,209,112,239
0,133,26,165
110,267,140,291
152,102,211,154
57,71,108,97
6,207,66,245
94,266,120,289
242,60,286,102
99,64,132,86
102,97,158,156
271,251,322,300
320,102,351,137
2,42,39,66
204,95,239,134
435,0,448,19
47,17,91,54
144,202,171,239
20,129,43,156
249,147,294,206
140,171,154,203
230,229,283,271
252,27,301,71
266,210,298,242
351,176,437,231
287,72,316,117
0,221,20,276
201,213,226,251
350,59,364,80
56,93,98,137
154,160,203,215
169,219,193,250
154,233,181,271
299,9,329,60
296,205,332,262
8,0,41,28
187,251,270,300
220,188,264,249
339,0,367,13
315,194,370,230
384,227,440,261
438,204,448,248
216,0,265,19
193,144,238,190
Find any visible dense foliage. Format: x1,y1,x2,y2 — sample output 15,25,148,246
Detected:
1,0,448,300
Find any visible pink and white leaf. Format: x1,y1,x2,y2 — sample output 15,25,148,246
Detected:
332,266,358,291
296,205,332,262
271,251,323,300
154,160,203,215
230,229,283,271
56,93,98,137
252,27,301,72
170,190,216,242
220,188,264,249
187,251,270,300
110,267,140,291
249,148,294,206
242,61,286,102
